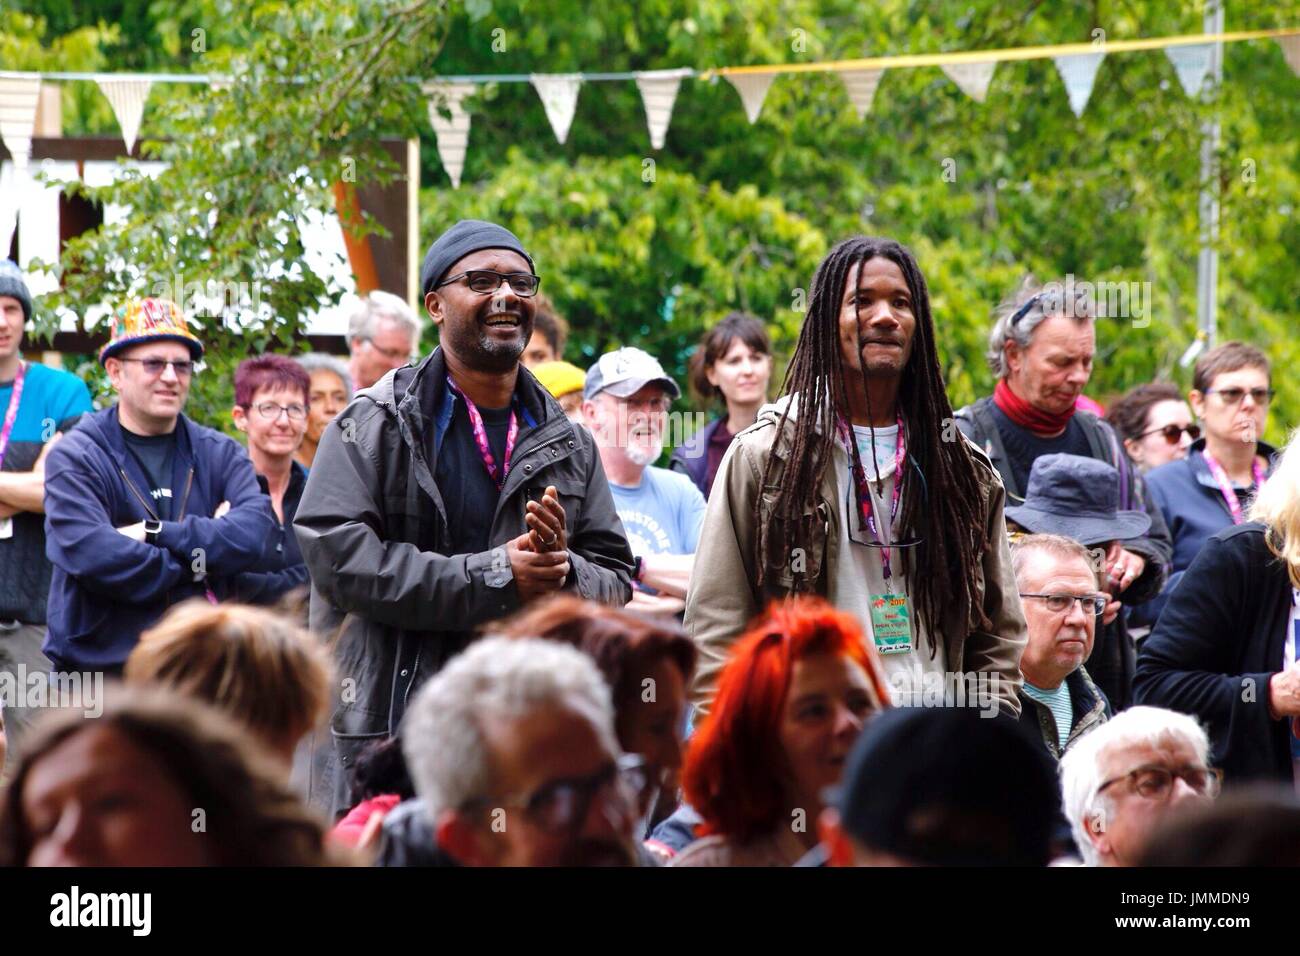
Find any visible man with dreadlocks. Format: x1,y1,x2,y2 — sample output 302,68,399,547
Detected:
685,237,1027,717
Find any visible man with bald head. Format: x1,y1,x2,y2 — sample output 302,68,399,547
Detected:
296,219,633,813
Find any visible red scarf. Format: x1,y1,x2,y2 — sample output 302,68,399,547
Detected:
993,378,1075,437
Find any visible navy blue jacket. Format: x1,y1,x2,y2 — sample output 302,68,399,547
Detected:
668,417,725,497
1138,438,1277,625
232,461,310,605
1135,523,1292,785
43,406,275,670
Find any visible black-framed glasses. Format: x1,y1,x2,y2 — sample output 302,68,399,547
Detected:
436,270,541,298
1137,423,1201,445
117,357,198,378
245,401,308,422
1097,765,1222,800
1019,592,1108,616
1204,387,1274,407
464,753,645,833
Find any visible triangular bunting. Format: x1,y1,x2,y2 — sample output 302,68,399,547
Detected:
840,69,885,120
726,72,777,124
424,82,475,189
530,74,582,145
1277,36,1300,77
96,77,152,154
941,60,996,103
1164,44,1214,98
635,69,686,150
0,76,42,173
1053,51,1106,118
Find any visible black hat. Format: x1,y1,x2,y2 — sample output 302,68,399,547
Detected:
1004,453,1150,546
836,707,1058,866
419,219,534,298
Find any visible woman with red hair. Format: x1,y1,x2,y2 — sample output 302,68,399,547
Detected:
670,596,890,867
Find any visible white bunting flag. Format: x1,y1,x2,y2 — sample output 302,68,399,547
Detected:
726,72,777,124
531,74,583,145
1278,36,1300,77
839,69,885,120
1164,43,1214,98
96,77,152,154
0,76,42,172
1053,51,1106,118
425,82,475,189
635,69,687,150
941,60,997,103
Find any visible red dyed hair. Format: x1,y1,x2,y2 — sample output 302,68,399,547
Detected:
234,355,311,407
682,597,890,845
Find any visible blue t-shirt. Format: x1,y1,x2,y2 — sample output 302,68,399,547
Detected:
609,465,706,557
0,361,93,624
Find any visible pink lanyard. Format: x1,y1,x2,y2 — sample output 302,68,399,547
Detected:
447,377,518,491
1201,448,1267,525
840,413,907,582
0,361,27,471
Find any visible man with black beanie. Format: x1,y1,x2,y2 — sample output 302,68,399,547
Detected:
295,220,634,815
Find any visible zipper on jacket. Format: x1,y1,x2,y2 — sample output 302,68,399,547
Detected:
118,467,159,521
176,467,195,520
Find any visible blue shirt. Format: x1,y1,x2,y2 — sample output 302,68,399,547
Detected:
0,361,92,624
609,465,705,556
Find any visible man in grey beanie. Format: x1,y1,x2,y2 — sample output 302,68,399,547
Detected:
0,261,92,772
295,220,633,815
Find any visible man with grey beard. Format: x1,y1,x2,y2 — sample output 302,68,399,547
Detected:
582,347,705,615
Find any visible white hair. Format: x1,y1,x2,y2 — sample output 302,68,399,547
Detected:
986,275,1094,378
295,352,353,398
401,636,618,818
347,290,421,345
1059,706,1211,866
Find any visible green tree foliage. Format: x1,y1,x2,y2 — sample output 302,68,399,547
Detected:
14,0,1300,441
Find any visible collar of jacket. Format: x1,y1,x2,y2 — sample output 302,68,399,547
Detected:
82,405,203,521
255,459,307,516
1022,665,1108,757
367,348,583,509
1185,436,1279,490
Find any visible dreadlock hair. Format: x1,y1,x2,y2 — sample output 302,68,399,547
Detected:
753,236,992,652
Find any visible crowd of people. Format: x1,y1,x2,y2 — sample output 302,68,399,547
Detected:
0,218,1297,868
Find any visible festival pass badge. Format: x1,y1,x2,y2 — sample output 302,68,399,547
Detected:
869,592,912,654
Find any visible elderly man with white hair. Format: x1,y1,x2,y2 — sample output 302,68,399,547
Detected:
1059,705,1220,866
347,290,421,390
400,635,646,867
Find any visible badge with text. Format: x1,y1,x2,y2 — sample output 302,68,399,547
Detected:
869,592,912,654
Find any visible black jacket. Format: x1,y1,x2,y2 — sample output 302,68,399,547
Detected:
1017,665,1111,760
294,348,634,813
956,396,1172,710
1134,523,1293,785
232,460,309,605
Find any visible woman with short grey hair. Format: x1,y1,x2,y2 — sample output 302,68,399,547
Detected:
294,353,353,470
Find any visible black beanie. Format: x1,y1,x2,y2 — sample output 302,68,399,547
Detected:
419,219,534,298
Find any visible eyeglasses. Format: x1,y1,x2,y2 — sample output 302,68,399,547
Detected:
1137,423,1201,445
436,270,541,298
1019,592,1108,616
464,753,646,834
117,357,198,378
1097,765,1222,800
1205,387,1274,407
245,401,308,422
362,339,412,363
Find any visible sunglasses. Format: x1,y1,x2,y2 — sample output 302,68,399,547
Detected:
1137,423,1201,445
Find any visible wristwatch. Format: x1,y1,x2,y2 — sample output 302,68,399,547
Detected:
143,520,163,545
633,555,645,583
